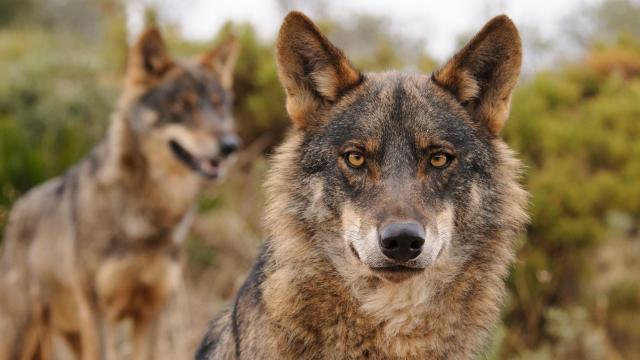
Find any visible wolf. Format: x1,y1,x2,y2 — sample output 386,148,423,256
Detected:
195,11,528,360
0,28,239,360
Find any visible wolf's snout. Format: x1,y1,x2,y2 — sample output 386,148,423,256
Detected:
379,222,425,262
219,133,240,157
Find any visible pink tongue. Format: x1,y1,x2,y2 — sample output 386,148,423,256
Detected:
200,159,219,174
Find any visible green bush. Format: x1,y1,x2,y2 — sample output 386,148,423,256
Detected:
502,43,640,357
0,29,116,214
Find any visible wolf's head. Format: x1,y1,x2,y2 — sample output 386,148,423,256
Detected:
119,28,240,180
268,12,527,284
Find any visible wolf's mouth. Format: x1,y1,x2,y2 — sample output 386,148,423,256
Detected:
370,266,423,282
169,140,221,179
349,243,423,282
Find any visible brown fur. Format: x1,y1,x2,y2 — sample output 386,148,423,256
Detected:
196,11,528,360
0,28,239,360
275,12,363,128
432,15,522,135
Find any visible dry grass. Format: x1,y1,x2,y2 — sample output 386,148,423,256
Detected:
154,148,268,358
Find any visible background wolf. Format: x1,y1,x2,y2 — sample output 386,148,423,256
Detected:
197,11,528,360
0,29,239,359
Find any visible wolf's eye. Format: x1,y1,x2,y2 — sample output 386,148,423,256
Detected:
344,151,366,168
429,152,451,169
172,96,196,113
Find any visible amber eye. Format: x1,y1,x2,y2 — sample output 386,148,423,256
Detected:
344,151,366,168
430,152,451,168
172,96,195,113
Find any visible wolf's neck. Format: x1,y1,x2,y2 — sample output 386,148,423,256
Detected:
260,232,506,358
94,114,202,222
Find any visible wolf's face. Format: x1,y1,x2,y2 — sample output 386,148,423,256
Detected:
304,74,482,279
122,29,240,180
274,13,523,282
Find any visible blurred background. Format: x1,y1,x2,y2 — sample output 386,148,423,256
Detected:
1,0,639,358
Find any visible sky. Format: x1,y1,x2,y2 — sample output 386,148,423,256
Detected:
126,0,604,68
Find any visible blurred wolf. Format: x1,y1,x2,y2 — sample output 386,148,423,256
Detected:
0,28,239,360
196,11,528,360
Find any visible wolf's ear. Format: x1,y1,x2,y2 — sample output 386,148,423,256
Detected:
200,35,240,89
127,28,174,85
276,11,363,129
432,15,522,135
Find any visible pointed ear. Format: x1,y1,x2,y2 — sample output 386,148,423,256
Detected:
432,15,522,135
200,35,240,89
276,11,363,129
127,28,174,85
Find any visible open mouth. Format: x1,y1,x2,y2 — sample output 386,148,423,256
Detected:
169,140,221,179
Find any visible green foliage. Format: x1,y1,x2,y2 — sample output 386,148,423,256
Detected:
231,25,288,145
0,0,34,26
501,43,640,358
0,29,117,215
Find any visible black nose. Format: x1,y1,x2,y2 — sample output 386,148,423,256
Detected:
379,222,425,262
219,134,240,157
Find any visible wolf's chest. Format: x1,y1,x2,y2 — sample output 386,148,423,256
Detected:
95,252,180,322
262,268,483,359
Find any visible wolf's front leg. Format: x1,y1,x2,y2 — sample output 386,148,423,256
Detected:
132,316,159,360
72,288,102,360
95,315,120,360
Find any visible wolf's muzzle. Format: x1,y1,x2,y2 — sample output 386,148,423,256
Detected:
379,222,425,262
219,133,240,157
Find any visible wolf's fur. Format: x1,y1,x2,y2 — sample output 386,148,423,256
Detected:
196,11,528,360
0,29,239,360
